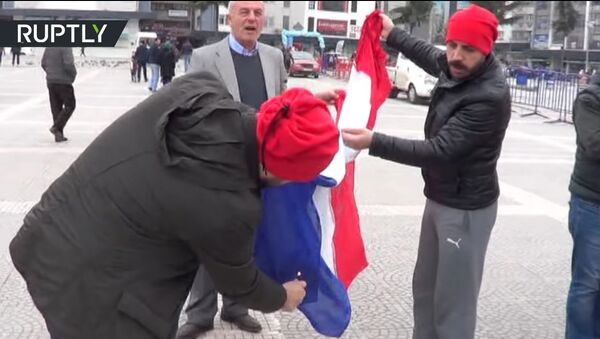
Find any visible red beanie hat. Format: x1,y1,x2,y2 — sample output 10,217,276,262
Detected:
257,88,340,182
446,5,499,55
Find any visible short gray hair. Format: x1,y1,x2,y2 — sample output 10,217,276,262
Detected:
228,1,265,14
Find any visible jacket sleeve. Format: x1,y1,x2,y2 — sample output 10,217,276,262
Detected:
369,100,503,167
574,93,600,160
189,49,205,73
386,27,445,77
277,49,288,94
176,202,287,313
63,48,77,80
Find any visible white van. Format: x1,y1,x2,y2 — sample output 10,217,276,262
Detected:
132,32,157,51
387,45,446,104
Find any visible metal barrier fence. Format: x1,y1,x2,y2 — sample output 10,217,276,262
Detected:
505,68,590,124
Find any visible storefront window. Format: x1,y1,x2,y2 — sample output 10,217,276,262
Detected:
319,1,347,13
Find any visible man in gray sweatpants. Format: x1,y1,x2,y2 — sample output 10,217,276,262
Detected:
342,5,510,339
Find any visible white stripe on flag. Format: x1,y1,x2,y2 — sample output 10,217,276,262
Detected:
313,186,337,274
339,69,372,162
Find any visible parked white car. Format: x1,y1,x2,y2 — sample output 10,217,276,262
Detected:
387,45,446,104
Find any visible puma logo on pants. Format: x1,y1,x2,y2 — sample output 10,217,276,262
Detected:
446,238,462,249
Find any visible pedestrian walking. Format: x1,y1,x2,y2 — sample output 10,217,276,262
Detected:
148,38,162,92
135,41,149,82
283,47,293,73
11,46,21,66
41,47,77,143
181,39,193,73
130,52,139,82
159,40,176,86
80,46,86,57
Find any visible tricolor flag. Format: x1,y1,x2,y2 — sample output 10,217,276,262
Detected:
254,10,391,337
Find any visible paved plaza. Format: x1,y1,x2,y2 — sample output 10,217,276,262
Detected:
0,63,577,338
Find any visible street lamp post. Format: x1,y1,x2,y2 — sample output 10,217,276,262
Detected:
586,26,591,73
585,0,592,72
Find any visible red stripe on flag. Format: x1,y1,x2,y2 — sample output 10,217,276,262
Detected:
331,162,368,288
355,10,392,130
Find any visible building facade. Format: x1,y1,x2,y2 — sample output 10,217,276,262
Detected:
0,1,155,50
209,1,376,54
142,1,193,38
529,1,600,72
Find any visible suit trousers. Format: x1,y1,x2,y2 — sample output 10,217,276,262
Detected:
184,265,248,326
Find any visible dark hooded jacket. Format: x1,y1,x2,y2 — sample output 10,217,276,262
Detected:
9,71,286,339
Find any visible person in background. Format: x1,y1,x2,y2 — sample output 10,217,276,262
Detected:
130,51,139,83
11,46,21,66
135,41,149,82
159,40,177,86
283,46,293,73
182,39,194,73
148,38,162,92
41,47,77,143
565,73,600,339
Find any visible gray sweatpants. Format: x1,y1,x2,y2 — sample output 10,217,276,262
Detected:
413,199,498,339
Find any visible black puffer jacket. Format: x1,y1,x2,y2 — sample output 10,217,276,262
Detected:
370,28,511,210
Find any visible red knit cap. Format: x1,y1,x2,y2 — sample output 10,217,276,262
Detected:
257,88,339,182
446,5,499,55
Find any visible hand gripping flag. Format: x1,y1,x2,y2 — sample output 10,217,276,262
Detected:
254,10,392,337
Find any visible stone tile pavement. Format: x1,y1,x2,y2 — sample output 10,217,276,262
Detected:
0,65,576,338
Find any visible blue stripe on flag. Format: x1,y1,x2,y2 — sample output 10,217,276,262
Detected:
255,181,351,337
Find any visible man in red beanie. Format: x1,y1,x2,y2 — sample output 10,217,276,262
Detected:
342,5,511,339
9,71,340,339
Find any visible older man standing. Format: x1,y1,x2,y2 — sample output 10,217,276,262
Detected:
343,6,510,339
177,2,287,338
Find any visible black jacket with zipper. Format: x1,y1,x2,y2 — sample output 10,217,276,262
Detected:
370,28,511,210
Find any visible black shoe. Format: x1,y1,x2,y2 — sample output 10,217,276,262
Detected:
175,322,214,339
50,127,67,142
221,314,262,333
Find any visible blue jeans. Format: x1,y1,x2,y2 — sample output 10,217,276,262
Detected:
184,53,192,73
566,195,600,339
149,63,160,92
